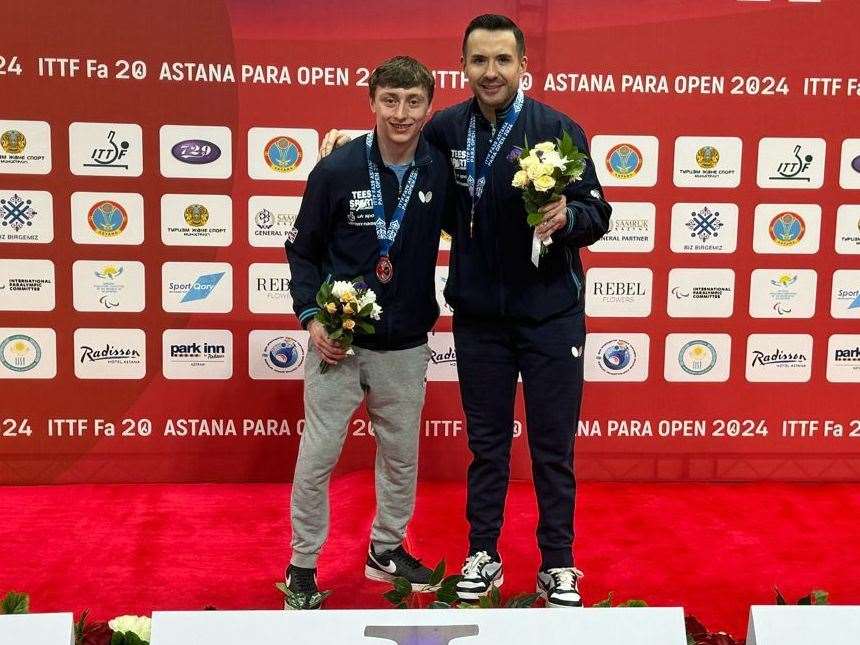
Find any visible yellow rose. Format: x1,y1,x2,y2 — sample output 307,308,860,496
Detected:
340,291,356,303
511,170,529,188
535,141,556,153
342,318,356,330
534,174,556,192
325,302,337,314
527,162,553,181
519,153,540,169
343,303,353,315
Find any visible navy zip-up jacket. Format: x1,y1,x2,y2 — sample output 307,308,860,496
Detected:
285,132,450,351
423,96,612,322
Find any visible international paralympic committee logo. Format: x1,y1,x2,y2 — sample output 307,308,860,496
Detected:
1,334,41,372
263,336,304,373
1,130,26,154
597,339,636,375
769,211,805,247
605,143,642,180
184,204,209,228
679,340,717,376
264,136,303,173
88,201,128,237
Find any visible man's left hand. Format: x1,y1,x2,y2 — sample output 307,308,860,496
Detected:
535,195,568,241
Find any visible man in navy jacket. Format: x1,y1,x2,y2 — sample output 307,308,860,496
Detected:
423,15,611,608
284,56,450,609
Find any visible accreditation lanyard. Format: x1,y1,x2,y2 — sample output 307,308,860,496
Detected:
466,88,525,235
366,131,418,258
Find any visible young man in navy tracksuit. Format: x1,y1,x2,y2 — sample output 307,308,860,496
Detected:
421,15,612,607
283,56,450,609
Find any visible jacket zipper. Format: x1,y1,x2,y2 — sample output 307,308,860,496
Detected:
564,246,583,303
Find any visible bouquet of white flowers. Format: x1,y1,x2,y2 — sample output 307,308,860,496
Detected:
511,132,587,262
314,277,382,373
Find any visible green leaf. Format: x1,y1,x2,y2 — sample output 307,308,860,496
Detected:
436,588,459,605
477,595,493,609
527,211,543,227
505,593,540,608
384,590,405,605
393,577,413,597
774,586,787,605
1,591,29,614
359,303,373,317
429,601,451,609
396,602,408,609
797,595,811,605
489,585,502,607
275,581,289,595
618,599,648,608
355,321,375,335
111,634,125,645
429,560,446,587
687,634,696,645
328,329,343,340
592,592,613,608
811,590,830,605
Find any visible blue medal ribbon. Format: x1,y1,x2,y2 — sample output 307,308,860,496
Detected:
466,88,525,235
366,131,418,261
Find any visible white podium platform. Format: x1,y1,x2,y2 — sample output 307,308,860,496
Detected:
0,612,74,645
151,607,686,645
747,605,860,645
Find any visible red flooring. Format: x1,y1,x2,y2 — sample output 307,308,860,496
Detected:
1,472,859,639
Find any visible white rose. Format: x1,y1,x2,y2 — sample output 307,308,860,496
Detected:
331,280,354,299
540,150,569,170
370,303,383,320
534,141,556,153
358,290,377,309
108,615,152,643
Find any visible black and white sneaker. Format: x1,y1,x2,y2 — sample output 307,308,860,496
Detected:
537,567,584,608
365,545,436,592
455,551,504,601
283,565,327,610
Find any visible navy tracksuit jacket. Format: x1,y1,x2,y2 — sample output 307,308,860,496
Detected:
424,95,612,568
285,133,450,351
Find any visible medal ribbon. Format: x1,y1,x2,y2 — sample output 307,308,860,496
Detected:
466,88,525,231
366,131,418,258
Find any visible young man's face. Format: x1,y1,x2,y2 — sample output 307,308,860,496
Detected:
462,28,527,111
370,85,432,147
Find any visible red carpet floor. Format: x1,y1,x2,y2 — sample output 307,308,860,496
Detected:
2,472,860,638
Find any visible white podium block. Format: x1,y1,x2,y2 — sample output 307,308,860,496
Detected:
747,605,860,645
0,612,74,644
151,607,686,645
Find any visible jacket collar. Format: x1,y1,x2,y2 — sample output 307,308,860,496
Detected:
368,129,433,168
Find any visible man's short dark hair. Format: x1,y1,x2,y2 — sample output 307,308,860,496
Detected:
462,14,526,58
369,56,435,103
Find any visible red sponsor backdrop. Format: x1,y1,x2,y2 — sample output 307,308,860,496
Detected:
1,0,859,484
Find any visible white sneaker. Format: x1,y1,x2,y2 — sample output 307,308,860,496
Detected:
455,551,503,601
537,567,584,607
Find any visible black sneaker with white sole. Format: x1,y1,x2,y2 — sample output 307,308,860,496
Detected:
537,567,584,608
284,564,328,610
365,545,436,592
455,551,504,601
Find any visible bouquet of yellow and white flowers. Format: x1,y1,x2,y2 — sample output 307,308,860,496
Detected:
511,132,587,261
314,277,382,373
